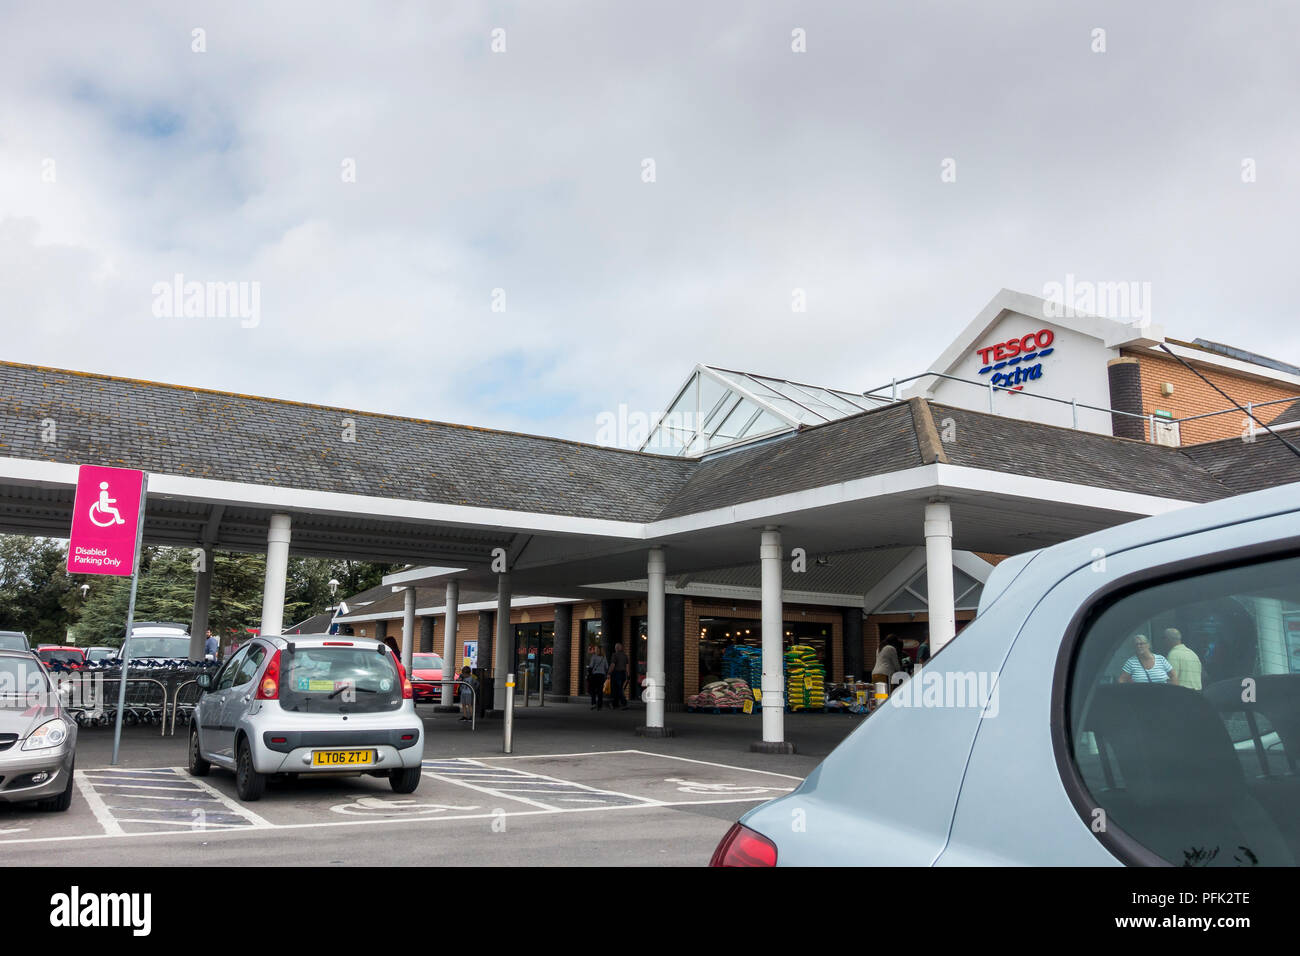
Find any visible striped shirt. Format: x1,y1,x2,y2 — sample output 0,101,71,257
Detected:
1122,654,1174,684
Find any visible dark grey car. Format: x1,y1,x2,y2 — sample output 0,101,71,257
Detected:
0,650,77,811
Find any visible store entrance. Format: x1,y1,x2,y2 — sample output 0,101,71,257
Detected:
514,622,555,691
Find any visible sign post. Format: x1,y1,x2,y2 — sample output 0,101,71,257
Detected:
66,466,148,766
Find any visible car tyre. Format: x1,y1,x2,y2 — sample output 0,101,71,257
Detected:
390,766,421,794
235,738,266,802
187,724,211,777
38,760,75,812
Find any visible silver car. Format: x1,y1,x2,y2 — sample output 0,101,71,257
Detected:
0,650,77,812
717,479,1300,867
188,634,425,801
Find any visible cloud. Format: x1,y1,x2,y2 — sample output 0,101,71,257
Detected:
1,0,1297,448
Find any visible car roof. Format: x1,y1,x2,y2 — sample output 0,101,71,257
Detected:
981,478,1300,616
0,630,28,637
266,634,387,650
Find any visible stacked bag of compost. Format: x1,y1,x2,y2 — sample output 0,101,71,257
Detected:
784,644,826,711
687,677,754,710
721,645,762,690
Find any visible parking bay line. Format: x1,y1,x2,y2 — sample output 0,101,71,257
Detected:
0,793,778,847
423,758,655,810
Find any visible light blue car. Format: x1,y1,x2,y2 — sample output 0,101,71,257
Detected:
713,480,1300,866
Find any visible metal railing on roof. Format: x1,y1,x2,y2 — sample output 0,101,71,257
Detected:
864,371,1300,444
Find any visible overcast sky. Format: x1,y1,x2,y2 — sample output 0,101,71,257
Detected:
2,1,1297,446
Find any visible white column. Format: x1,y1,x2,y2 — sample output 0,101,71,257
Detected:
401,586,416,672
493,572,511,711
440,581,459,707
925,500,957,653
645,547,667,729
760,527,785,744
259,514,292,637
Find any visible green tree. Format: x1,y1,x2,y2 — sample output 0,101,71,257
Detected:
0,536,81,643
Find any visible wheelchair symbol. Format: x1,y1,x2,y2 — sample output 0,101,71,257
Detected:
664,777,790,795
88,482,126,528
331,796,480,817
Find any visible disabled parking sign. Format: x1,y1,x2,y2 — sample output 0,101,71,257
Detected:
67,465,145,576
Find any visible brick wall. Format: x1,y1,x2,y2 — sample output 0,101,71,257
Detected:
1129,350,1299,445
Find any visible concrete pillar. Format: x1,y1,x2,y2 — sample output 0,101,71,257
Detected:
189,545,213,660
439,581,460,707
753,527,794,753
665,594,685,710
600,599,623,657
552,603,572,701
925,500,957,653
842,608,864,681
259,514,291,637
638,547,672,737
401,587,416,672
493,573,511,711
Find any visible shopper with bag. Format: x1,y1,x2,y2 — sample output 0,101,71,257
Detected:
588,646,609,711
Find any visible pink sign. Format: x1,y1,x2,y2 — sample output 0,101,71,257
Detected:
67,466,145,577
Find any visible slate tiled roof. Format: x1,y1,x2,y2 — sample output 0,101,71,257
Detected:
1270,399,1300,427
1179,433,1300,496
655,403,923,519
0,361,694,522
931,404,1235,503
1,360,1290,525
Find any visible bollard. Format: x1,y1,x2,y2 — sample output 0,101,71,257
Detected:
503,673,515,753
540,673,545,708
522,669,529,707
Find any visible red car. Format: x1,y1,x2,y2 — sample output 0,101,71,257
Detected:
36,646,86,670
410,653,446,702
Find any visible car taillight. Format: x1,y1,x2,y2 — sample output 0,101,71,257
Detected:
390,652,414,700
709,823,777,867
256,649,281,700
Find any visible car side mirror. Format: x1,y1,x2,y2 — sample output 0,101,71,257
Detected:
196,673,212,691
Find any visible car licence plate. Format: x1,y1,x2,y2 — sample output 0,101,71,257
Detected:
311,749,376,767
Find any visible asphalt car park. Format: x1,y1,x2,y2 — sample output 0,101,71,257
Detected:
0,702,849,865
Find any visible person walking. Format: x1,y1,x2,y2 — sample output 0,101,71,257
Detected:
588,645,609,711
1118,634,1177,685
203,628,218,661
610,642,629,710
1162,628,1202,690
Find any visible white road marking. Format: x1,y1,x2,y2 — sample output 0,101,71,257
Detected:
0,795,777,846
0,754,802,848
179,769,274,828
625,749,804,780
74,770,123,836
0,828,30,835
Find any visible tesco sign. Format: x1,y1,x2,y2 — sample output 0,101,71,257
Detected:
975,329,1056,393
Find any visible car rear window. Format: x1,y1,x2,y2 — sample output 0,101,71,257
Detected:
0,634,28,651
126,635,191,659
38,649,84,666
413,654,443,670
1066,553,1300,866
280,646,403,714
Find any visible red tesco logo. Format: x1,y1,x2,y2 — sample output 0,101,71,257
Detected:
976,329,1054,366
